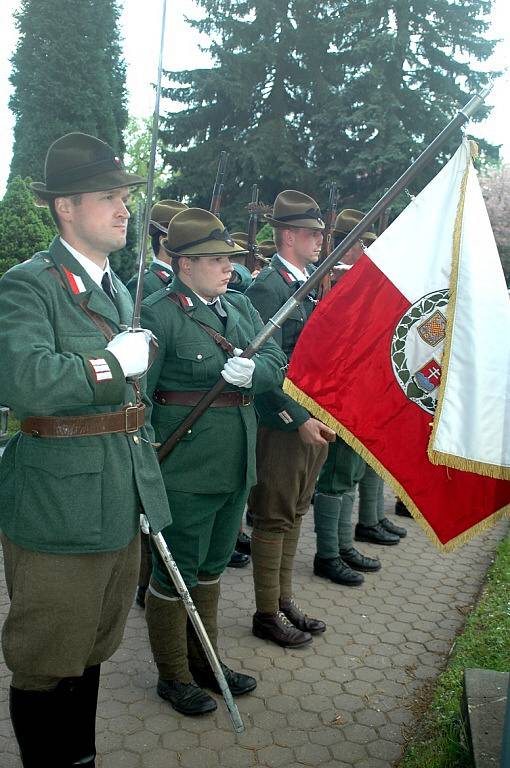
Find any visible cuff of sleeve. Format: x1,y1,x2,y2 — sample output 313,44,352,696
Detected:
80,349,127,406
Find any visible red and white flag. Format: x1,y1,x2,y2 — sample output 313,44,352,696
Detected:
284,140,510,549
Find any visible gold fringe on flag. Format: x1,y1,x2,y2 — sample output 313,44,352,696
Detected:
283,378,510,552
428,140,510,481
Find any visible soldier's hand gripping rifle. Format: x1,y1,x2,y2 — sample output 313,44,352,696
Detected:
317,181,338,301
210,151,228,216
246,184,260,273
129,0,244,735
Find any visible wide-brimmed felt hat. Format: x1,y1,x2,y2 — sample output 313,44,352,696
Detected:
334,209,376,242
150,199,188,235
31,132,146,200
258,239,277,258
265,190,325,230
162,208,248,258
231,232,271,264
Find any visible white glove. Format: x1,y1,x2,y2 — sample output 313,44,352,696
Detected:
106,329,152,378
221,348,255,388
140,514,151,535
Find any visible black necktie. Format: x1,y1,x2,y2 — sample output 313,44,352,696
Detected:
208,301,226,327
101,272,115,302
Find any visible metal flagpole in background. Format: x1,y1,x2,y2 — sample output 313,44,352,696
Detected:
132,0,245,734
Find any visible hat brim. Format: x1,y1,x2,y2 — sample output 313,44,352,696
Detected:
162,239,249,259
264,214,325,231
30,170,146,200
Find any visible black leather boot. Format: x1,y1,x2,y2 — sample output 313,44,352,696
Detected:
70,664,100,766
9,685,66,767
313,555,364,586
9,666,99,768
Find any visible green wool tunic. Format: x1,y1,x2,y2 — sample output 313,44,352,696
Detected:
0,237,172,554
246,254,317,432
142,275,287,494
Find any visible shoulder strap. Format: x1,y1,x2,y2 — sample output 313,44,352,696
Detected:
166,291,235,357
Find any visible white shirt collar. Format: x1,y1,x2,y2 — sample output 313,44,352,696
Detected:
60,237,116,291
194,292,227,317
277,254,309,283
152,257,173,271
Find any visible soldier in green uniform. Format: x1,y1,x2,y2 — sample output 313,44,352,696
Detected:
126,199,188,301
245,190,335,648
0,133,172,767
141,208,286,716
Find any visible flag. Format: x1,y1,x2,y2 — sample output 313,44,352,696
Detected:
283,140,510,550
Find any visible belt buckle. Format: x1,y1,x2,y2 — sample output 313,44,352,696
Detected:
241,394,251,407
125,405,140,433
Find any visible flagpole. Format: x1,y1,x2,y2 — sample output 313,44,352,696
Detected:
157,84,492,463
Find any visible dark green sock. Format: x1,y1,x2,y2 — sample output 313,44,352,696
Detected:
358,464,379,526
337,489,355,552
313,492,341,560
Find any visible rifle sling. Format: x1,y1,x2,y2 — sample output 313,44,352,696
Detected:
166,292,235,357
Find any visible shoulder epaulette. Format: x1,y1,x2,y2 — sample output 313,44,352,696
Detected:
10,251,53,277
251,265,275,284
142,285,169,307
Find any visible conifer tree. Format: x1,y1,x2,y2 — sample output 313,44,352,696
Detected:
160,0,498,223
160,0,340,225
0,177,56,277
9,0,128,180
311,0,498,209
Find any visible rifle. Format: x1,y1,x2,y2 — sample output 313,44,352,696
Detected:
317,181,339,300
246,184,260,273
210,151,228,215
156,86,492,466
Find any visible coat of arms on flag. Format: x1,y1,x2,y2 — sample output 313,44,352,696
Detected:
283,140,510,550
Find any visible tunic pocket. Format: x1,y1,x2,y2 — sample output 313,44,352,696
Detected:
15,437,105,550
175,342,218,386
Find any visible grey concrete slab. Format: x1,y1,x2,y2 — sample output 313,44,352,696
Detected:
0,488,508,767
462,668,509,768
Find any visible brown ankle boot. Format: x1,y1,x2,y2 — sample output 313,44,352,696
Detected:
279,597,326,634
252,611,313,647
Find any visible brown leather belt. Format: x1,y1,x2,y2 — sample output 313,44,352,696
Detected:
153,390,252,408
21,404,145,438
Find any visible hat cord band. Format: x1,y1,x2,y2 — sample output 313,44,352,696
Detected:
47,156,123,188
172,228,234,254
273,208,322,223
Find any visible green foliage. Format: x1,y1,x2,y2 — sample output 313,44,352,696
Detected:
110,216,139,285
313,0,499,211
0,176,56,277
399,533,510,768
9,0,128,181
256,223,273,243
159,0,499,226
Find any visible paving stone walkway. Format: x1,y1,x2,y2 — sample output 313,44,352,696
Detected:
1,490,508,768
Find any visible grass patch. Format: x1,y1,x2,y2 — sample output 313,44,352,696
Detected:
398,531,510,768
7,413,20,436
